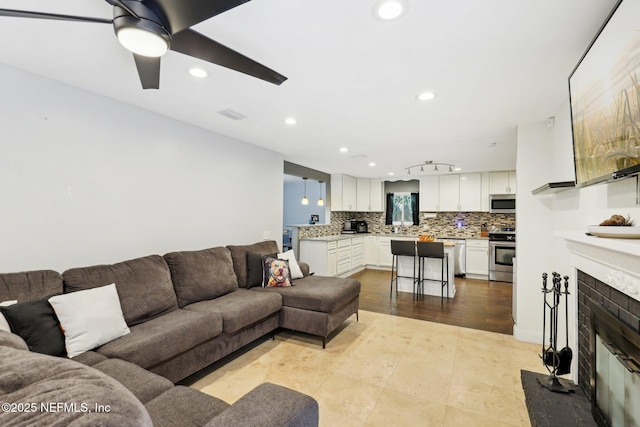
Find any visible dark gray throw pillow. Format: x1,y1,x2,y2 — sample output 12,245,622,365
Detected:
246,252,276,288
0,299,66,357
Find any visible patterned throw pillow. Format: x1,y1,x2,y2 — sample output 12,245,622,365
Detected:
262,256,293,287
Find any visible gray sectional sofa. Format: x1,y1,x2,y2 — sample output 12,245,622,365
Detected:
0,240,361,426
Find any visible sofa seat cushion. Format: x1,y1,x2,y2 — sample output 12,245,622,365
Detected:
92,359,173,404
71,350,109,367
63,255,178,327
226,241,280,288
184,289,281,334
146,386,230,427
96,309,223,369
164,247,238,307
251,275,360,313
0,346,152,427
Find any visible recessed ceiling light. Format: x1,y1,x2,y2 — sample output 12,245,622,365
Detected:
369,162,376,167
284,117,297,125
388,172,395,176
339,147,348,153
417,91,436,101
188,67,208,78
454,167,462,171
373,0,408,21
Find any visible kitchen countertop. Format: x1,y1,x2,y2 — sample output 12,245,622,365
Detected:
300,233,486,243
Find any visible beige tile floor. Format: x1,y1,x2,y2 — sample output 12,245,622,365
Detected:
190,310,549,426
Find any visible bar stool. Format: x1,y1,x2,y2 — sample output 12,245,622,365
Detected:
416,241,449,304
390,240,418,298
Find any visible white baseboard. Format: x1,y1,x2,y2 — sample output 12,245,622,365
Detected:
513,325,543,344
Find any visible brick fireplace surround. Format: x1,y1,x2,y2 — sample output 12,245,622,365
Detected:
576,270,640,396
557,231,640,425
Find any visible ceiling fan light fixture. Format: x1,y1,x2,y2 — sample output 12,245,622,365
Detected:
114,16,171,58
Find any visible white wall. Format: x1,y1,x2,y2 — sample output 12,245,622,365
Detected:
514,121,555,342
0,64,284,272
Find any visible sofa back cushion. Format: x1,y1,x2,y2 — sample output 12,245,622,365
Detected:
226,241,280,289
0,270,63,302
163,247,238,307
63,255,178,326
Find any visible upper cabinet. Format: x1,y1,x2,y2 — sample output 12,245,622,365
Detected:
489,171,516,194
459,173,483,211
438,173,483,211
332,175,381,212
419,176,439,211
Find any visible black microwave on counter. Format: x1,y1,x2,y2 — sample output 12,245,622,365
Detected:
489,194,515,213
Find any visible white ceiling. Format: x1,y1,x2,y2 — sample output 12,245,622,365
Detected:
0,0,619,178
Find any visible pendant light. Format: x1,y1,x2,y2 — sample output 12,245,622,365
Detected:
301,177,309,205
317,180,324,206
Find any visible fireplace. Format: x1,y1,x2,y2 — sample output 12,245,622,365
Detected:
577,270,640,426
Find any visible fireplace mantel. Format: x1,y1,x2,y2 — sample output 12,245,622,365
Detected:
557,231,640,302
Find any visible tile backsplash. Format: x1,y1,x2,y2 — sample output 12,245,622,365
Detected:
297,211,515,239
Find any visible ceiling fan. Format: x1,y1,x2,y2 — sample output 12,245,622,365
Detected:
0,0,287,89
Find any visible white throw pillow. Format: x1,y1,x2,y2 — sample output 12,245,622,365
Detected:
277,249,304,279
48,284,130,358
0,300,17,333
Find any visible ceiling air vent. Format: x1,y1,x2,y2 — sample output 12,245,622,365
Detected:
218,109,247,120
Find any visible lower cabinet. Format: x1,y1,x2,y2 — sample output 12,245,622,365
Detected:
299,237,365,277
465,239,489,278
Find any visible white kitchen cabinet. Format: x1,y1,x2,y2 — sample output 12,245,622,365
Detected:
369,179,383,211
419,176,439,211
336,239,352,275
438,175,460,211
355,178,383,211
364,235,378,265
351,236,364,269
343,175,357,211
459,173,482,211
356,179,370,211
489,171,516,194
327,241,337,276
438,173,483,212
465,239,489,278
378,237,393,267
330,174,358,211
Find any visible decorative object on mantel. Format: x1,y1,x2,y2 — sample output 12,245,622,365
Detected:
587,214,640,238
405,160,454,175
539,272,574,394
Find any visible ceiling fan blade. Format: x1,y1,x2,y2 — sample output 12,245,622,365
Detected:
0,8,111,24
133,55,161,89
153,0,251,34
171,29,287,85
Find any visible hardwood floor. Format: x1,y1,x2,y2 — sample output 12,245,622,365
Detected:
349,269,514,335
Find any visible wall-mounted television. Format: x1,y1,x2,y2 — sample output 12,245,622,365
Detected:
569,0,640,186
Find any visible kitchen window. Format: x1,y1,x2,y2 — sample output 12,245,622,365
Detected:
385,192,419,226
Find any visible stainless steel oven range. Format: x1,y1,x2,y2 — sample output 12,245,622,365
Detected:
489,227,515,282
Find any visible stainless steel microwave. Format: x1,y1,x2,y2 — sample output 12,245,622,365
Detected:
489,194,516,213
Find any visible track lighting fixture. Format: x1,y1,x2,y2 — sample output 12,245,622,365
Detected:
405,160,456,175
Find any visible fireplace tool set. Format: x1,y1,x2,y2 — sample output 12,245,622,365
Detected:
538,272,574,393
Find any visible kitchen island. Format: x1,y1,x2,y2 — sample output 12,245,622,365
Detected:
299,234,456,298
396,241,456,298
